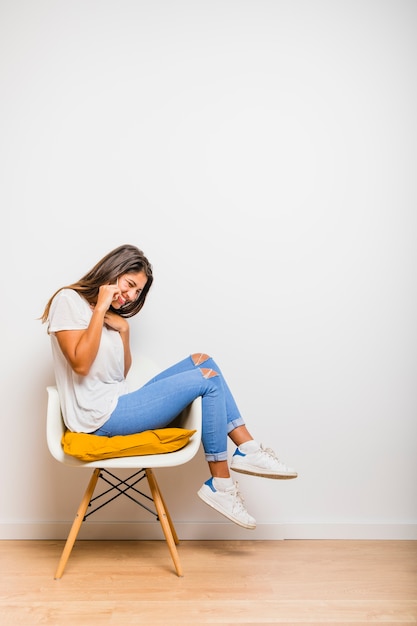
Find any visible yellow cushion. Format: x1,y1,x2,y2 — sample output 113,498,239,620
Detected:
62,428,196,461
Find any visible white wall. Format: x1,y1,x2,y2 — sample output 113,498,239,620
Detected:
1,0,416,540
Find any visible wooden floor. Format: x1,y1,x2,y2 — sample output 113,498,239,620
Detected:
0,540,416,625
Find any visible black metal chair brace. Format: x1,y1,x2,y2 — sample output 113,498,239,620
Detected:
84,468,158,521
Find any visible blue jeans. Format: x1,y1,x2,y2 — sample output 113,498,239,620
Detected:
94,354,245,461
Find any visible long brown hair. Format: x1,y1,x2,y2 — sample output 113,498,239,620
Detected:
41,244,153,322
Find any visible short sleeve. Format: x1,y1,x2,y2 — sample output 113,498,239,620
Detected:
48,289,91,333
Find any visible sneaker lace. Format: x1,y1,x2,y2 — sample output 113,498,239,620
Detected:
231,482,248,514
259,444,280,461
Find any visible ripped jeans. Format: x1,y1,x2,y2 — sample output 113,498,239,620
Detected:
93,354,245,462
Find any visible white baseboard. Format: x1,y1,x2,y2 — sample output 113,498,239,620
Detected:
1,522,416,541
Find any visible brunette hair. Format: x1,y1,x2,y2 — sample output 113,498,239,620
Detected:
41,244,153,322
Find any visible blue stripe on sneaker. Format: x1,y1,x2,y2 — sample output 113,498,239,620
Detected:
205,477,216,491
233,448,246,458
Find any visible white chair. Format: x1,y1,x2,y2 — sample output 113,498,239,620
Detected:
46,357,202,579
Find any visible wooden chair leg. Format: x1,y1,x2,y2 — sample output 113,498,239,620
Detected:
145,468,183,577
54,468,101,579
148,471,179,545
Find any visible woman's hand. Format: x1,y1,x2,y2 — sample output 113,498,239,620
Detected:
95,283,121,312
103,309,129,333
93,284,130,333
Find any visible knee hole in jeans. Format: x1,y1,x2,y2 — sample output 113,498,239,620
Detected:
199,367,218,379
191,352,210,366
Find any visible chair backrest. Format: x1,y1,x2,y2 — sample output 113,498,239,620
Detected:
46,385,68,463
125,354,161,388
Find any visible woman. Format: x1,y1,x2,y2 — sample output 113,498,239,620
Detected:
41,244,297,530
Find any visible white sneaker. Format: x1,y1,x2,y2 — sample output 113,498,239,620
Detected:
231,444,298,479
197,478,256,529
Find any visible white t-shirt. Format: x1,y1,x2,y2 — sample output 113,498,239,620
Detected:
48,289,128,432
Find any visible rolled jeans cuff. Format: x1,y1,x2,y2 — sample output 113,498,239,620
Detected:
204,416,246,461
227,416,245,433
205,450,229,462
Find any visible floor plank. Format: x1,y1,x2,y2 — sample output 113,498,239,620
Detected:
0,540,416,625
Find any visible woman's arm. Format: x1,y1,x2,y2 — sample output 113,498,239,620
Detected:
103,309,132,377
55,283,131,377
115,318,132,377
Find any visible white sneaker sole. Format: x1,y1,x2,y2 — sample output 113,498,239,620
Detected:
231,464,298,479
197,488,256,530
